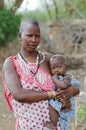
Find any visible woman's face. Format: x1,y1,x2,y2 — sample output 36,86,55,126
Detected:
19,23,40,52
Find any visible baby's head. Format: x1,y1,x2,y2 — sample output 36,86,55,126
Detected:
50,54,67,76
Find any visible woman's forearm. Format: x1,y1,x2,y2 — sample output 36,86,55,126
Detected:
17,90,48,103
14,89,56,103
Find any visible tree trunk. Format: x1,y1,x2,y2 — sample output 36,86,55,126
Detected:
44,0,53,20
52,0,58,19
0,0,23,14
0,0,4,9
10,0,23,14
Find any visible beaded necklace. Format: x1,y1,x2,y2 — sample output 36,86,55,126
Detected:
19,51,45,75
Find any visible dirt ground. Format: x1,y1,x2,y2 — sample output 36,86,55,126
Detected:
0,42,86,130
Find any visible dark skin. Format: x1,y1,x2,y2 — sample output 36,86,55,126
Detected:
3,21,80,130
3,22,53,103
51,57,71,109
3,58,79,103
45,56,78,129
3,54,53,103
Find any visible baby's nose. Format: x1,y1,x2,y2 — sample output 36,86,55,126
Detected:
55,68,58,72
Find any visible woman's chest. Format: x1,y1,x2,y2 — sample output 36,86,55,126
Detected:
14,56,55,91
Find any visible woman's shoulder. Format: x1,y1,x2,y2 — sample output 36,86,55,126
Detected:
3,55,17,71
39,51,53,62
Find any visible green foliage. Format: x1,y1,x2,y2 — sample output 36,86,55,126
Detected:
22,0,86,22
0,1,85,47
0,9,21,46
77,103,86,123
22,10,49,23
57,0,86,19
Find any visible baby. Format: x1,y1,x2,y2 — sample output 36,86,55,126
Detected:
45,54,81,130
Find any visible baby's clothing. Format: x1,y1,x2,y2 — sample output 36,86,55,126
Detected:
49,75,81,130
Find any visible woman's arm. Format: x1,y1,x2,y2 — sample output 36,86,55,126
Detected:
45,52,53,65
2,58,56,103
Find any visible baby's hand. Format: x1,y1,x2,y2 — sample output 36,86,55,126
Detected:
52,74,59,82
52,74,57,79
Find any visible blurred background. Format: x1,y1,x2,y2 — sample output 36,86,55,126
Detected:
0,0,86,130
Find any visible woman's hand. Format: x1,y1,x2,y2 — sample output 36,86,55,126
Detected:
55,86,80,102
55,90,68,102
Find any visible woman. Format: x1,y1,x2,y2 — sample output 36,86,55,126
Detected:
2,18,80,130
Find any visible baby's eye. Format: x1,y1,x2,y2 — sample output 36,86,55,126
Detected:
51,67,54,69
51,67,55,70
58,66,61,68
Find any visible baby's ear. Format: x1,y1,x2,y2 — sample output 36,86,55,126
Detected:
66,63,70,70
66,58,70,70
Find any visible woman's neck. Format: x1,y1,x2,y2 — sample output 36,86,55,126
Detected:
20,49,38,63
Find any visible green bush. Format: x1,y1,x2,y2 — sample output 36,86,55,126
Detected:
78,103,86,123
0,9,21,46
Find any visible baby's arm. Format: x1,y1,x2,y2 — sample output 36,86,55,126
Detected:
61,75,81,109
52,74,71,89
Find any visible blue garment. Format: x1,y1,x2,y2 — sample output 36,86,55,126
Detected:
49,75,81,130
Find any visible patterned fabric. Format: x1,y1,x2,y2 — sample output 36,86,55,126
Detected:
49,75,81,130
2,54,59,130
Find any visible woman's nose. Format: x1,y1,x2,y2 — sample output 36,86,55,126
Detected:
32,36,36,42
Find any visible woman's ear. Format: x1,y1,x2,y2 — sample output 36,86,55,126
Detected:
18,32,22,41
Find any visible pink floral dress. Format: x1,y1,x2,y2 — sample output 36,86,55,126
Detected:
2,53,60,130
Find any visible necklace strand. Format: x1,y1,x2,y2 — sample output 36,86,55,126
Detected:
19,51,45,75
19,51,40,75
38,51,45,64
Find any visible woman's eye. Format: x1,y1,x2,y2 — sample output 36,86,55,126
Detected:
26,34,40,38
27,34,33,37
36,35,40,38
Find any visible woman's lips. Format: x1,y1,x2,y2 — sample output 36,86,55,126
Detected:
29,45,36,49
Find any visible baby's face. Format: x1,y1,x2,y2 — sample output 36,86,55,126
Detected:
50,59,66,76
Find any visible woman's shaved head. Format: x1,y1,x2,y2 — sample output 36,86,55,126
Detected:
19,18,40,33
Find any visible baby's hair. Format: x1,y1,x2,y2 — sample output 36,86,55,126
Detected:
50,54,67,65
19,18,40,33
